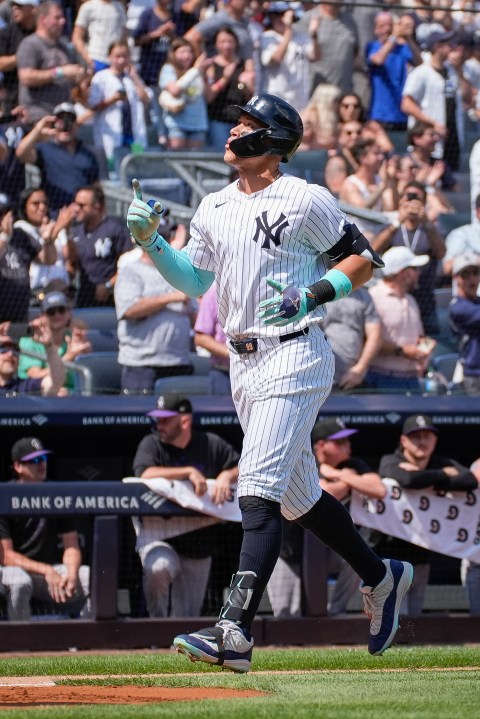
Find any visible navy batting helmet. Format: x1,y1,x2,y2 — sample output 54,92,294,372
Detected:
227,94,303,163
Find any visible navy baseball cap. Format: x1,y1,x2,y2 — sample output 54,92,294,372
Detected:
148,394,192,419
11,437,52,462
311,417,358,443
402,414,438,436
41,290,69,313
423,29,456,51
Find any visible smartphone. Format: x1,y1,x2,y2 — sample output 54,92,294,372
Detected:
417,337,436,353
8,323,33,342
0,113,20,125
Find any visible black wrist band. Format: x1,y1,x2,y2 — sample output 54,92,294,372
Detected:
307,279,336,306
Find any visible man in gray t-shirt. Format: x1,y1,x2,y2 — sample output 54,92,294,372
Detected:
115,249,197,394
298,3,358,94
322,287,380,391
16,1,85,122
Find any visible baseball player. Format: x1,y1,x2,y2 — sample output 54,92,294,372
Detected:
127,94,413,672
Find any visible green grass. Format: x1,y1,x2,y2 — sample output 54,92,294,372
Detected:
1,646,479,719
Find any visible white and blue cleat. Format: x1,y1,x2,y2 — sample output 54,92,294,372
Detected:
173,619,254,673
361,558,414,655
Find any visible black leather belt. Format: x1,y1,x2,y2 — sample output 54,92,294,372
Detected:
230,327,309,354
279,327,309,343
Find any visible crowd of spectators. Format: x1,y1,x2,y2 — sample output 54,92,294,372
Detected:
0,0,479,397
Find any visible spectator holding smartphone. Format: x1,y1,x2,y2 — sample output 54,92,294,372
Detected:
89,40,151,173
372,181,446,335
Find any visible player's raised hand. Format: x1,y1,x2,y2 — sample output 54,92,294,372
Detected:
257,278,317,327
126,178,164,243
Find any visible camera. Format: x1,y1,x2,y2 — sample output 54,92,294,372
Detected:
405,192,421,201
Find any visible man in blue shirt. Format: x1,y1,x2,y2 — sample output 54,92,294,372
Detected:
449,252,480,395
366,12,422,131
15,103,99,211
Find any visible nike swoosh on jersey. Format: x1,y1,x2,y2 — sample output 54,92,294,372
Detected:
215,201,228,208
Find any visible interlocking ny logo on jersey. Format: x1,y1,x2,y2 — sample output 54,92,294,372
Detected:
252,212,289,249
94,237,113,258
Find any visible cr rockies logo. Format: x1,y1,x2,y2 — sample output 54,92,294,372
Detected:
252,212,289,249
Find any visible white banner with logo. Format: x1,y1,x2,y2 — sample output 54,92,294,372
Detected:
123,477,242,544
123,477,242,522
350,479,480,563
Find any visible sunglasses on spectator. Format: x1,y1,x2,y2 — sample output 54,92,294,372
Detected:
46,306,67,316
21,455,48,465
0,343,19,354
341,103,360,109
459,268,480,279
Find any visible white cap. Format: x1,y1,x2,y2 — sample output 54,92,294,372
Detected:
452,252,480,276
381,246,429,276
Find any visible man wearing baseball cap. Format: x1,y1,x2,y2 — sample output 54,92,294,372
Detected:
449,252,480,394
131,394,240,617
0,319,65,397
443,195,480,280
367,246,436,391
267,417,386,618
0,437,90,620
402,28,461,175
374,414,478,615
15,96,99,211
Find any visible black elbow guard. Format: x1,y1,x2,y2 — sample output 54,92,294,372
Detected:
327,223,385,268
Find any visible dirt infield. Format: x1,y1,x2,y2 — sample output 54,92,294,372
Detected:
0,682,265,707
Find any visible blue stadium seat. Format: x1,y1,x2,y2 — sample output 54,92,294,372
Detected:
154,375,209,396
86,328,119,352
72,307,118,331
281,150,328,184
431,352,462,390
73,351,122,395
189,351,211,376
434,287,452,310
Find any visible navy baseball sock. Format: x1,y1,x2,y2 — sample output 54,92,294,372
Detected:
297,490,386,588
221,496,282,632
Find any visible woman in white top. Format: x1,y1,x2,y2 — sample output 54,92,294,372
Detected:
89,41,151,171
159,38,209,151
339,138,398,239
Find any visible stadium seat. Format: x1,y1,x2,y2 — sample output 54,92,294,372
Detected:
437,212,471,236
387,130,407,154
431,352,462,390
154,375,210,396
189,351,211,376
86,328,119,352
138,178,191,206
73,351,122,395
434,287,452,310
281,150,328,184
72,307,118,331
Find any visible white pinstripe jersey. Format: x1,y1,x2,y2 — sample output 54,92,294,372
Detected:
183,174,348,339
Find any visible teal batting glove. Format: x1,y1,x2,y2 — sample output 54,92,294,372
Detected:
126,178,164,244
257,279,317,327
